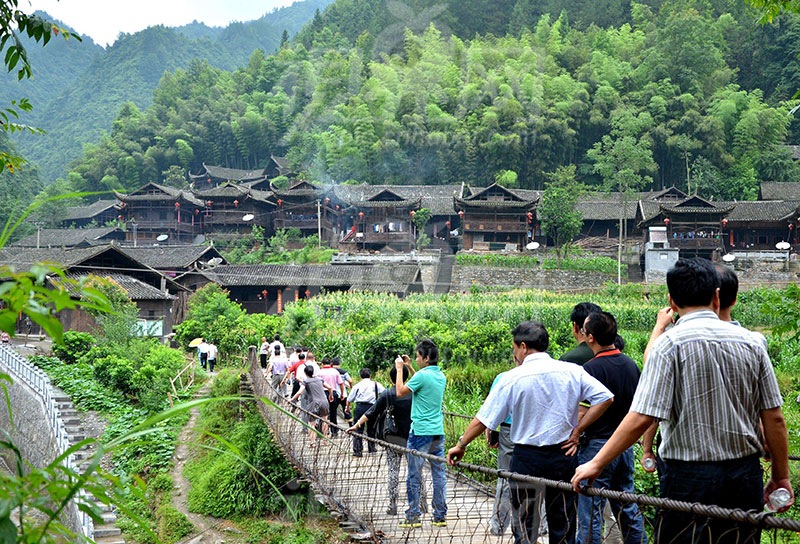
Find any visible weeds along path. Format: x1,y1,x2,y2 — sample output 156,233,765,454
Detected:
170,379,235,544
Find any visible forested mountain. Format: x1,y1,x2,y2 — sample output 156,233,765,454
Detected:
63,0,800,203
2,0,333,183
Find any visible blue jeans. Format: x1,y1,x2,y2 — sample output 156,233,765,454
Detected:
577,439,646,544
406,432,447,521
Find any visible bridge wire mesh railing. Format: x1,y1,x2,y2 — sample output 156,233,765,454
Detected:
248,359,800,544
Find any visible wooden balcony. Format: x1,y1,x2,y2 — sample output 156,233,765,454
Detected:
669,237,723,250
129,221,199,234
341,232,414,244
274,216,335,231
463,220,527,233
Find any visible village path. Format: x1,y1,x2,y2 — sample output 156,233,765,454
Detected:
170,380,235,544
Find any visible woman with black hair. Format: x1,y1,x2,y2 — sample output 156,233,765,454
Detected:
348,362,427,515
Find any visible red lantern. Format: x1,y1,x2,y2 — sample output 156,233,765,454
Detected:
174,202,180,208
325,197,330,204
358,211,364,219
305,290,311,297
445,221,451,228
261,290,267,298
350,226,356,232
233,199,239,207
527,212,533,224
206,200,212,207
335,205,340,210
458,211,464,218
277,199,283,207
119,202,126,208
118,215,123,220
664,218,671,226
790,223,795,231
195,208,199,214
410,210,416,217
721,218,728,227
207,178,212,183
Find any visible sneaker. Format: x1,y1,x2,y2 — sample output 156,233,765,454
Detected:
432,518,447,527
398,519,421,529
386,506,397,515
352,452,362,457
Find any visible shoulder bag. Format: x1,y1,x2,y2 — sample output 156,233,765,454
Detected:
382,390,407,446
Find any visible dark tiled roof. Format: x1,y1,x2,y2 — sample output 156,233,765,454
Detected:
783,145,800,160
637,200,663,223
576,200,639,221
61,272,175,301
661,195,734,214
724,200,800,222
333,184,463,215
270,155,291,174
0,246,115,271
201,264,420,293
116,183,204,207
11,227,124,248
200,164,266,182
349,198,422,209
63,200,119,221
194,183,251,198
760,182,800,201
120,245,226,270
192,183,275,205
455,198,536,209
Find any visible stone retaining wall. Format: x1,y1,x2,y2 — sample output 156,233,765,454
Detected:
449,265,617,292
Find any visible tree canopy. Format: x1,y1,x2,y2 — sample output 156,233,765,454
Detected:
58,0,800,203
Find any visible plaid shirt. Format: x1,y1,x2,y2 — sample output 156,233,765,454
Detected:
631,310,782,462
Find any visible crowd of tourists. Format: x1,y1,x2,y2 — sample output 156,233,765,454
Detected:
262,258,793,544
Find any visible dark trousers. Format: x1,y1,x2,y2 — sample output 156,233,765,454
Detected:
208,358,216,372
259,353,267,369
199,352,208,370
352,401,377,453
291,379,300,398
656,454,762,544
328,393,340,436
510,444,578,544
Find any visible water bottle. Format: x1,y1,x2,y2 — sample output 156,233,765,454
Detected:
642,457,656,471
765,488,792,512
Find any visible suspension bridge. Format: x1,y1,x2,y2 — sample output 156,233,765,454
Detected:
246,354,800,544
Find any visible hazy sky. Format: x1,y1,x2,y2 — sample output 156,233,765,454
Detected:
22,0,299,47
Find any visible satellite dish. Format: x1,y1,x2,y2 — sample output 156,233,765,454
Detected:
242,213,255,222
526,241,540,250
722,254,736,262
207,257,223,267
776,241,791,250
156,234,169,242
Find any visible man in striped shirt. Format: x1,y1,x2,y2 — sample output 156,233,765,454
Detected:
572,258,792,544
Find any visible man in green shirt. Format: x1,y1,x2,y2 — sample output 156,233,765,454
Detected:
396,339,447,528
560,302,602,365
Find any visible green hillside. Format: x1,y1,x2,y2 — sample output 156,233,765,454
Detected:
1,0,333,183
63,0,800,202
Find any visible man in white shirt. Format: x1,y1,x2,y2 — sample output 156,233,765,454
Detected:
269,335,286,359
346,368,385,456
207,341,218,373
197,339,209,371
447,321,613,544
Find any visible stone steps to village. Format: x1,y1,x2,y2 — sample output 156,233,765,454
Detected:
52,389,125,544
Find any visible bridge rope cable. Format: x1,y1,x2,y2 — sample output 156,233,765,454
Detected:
246,361,800,544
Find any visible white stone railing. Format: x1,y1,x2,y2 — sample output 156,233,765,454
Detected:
0,345,93,540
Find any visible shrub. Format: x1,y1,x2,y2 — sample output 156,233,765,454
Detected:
362,323,415,370
52,331,95,364
186,412,298,518
93,355,136,396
